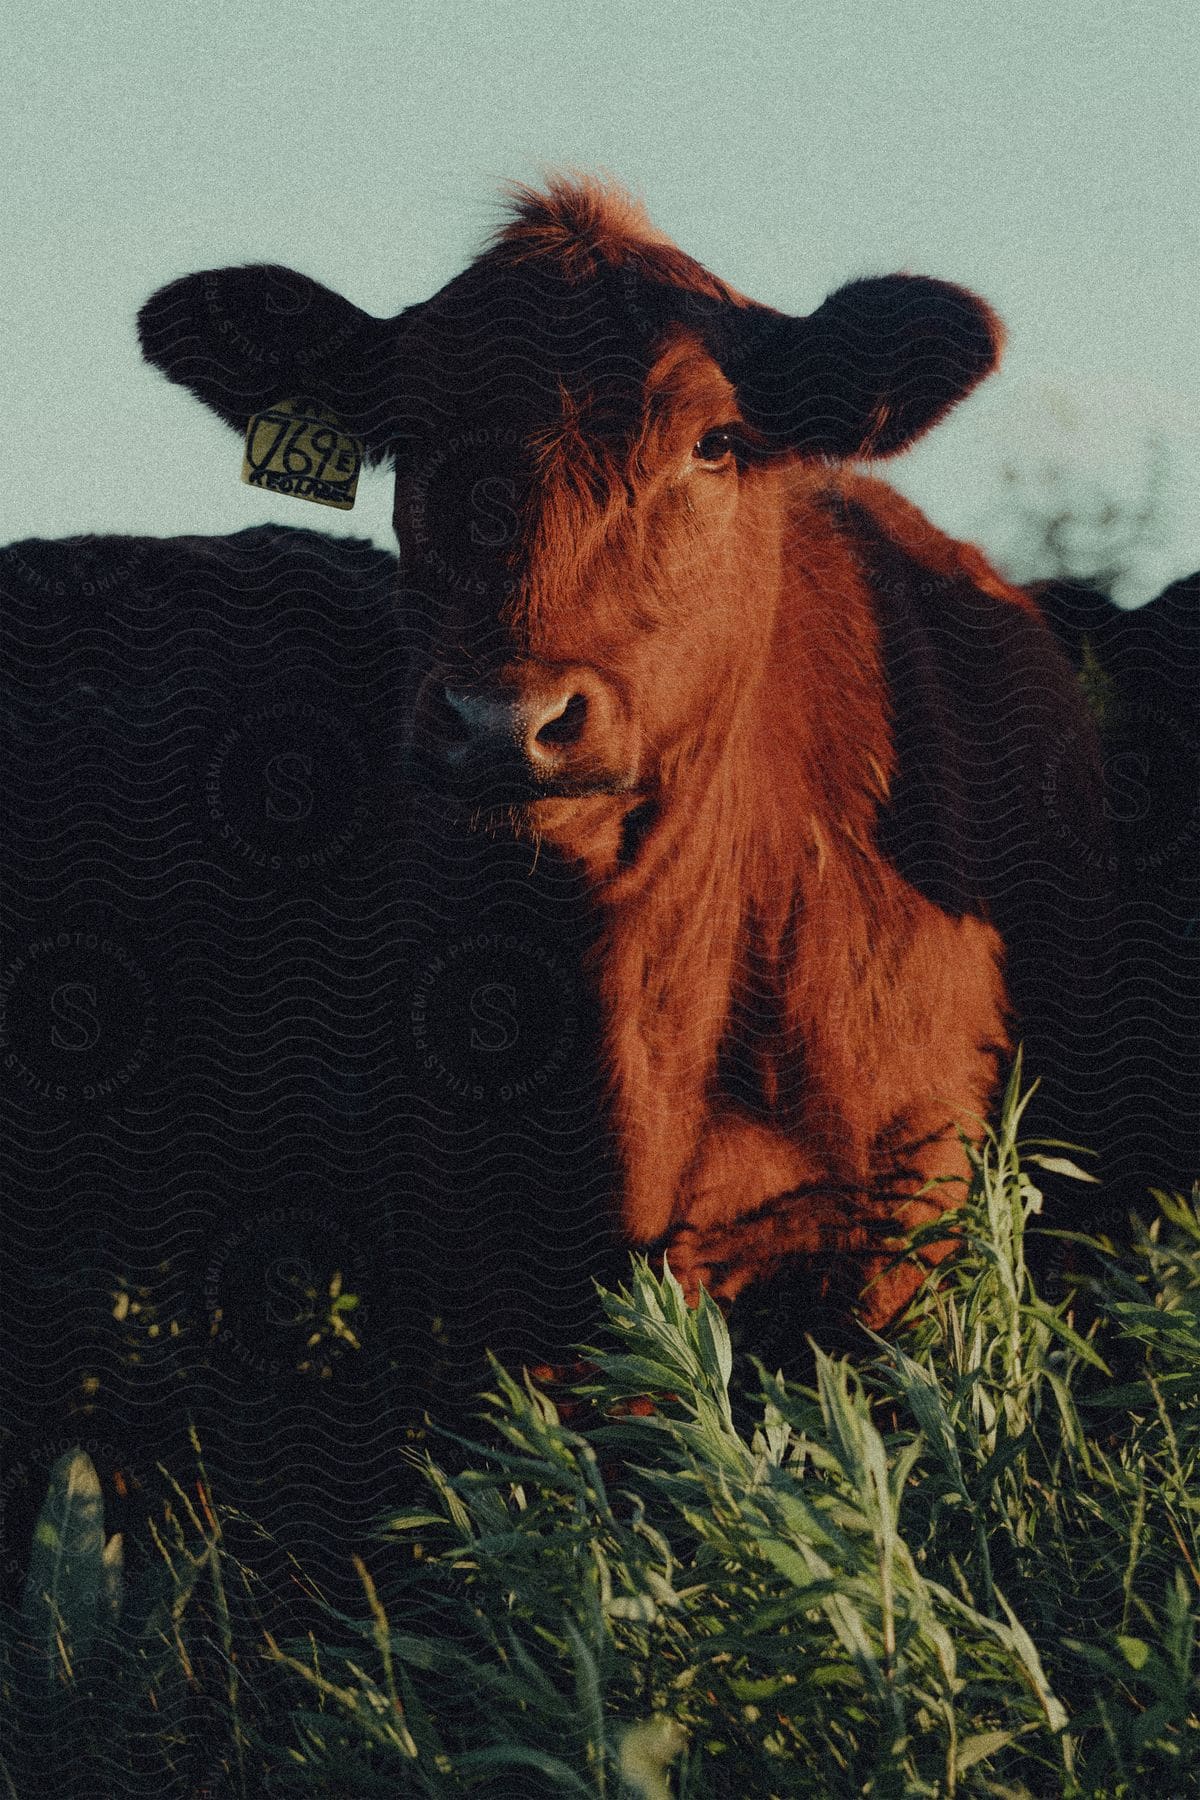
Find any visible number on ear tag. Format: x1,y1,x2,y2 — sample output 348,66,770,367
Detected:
241,398,362,510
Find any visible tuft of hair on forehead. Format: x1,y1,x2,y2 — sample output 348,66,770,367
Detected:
491,172,743,305
495,173,669,258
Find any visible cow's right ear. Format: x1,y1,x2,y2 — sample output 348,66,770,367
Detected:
137,265,403,461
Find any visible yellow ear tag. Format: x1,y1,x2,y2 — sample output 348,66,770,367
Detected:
241,397,362,510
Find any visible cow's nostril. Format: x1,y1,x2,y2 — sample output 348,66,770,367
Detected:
534,692,588,748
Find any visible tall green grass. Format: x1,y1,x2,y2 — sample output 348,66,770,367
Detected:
259,1078,1200,1797
4,1073,1197,1796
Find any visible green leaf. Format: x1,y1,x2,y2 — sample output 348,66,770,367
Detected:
590,1353,689,1394
975,1425,1033,1493
454,1743,595,1791
1018,1297,1111,1371
607,1592,659,1624
382,1509,453,1533
694,1289,733,1396
618,1715,688,1800
956,1727,1015,1770
1078,1374,1197,1408
726,1673,798,1703
21,1447,107,1677
1025,1153,1100,1183
1116,1634,1150,1671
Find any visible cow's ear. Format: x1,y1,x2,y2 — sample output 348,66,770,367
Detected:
137,264,401,458
717,275,1004,460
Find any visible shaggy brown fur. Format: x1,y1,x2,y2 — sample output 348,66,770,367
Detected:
138,175,1103,1330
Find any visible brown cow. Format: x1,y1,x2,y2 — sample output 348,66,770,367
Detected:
138,176,1104,1330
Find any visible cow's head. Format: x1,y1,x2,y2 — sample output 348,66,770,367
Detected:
139,176,1002,877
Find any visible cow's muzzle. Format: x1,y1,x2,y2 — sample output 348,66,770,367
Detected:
409,663,632,800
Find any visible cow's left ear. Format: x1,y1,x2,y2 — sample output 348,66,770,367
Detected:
712,275,1004,460
137,264,405,461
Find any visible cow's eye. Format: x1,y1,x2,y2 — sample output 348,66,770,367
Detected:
692,428,737,466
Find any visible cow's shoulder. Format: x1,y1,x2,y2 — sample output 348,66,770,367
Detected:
801,472,1107,922
825,472,1037,614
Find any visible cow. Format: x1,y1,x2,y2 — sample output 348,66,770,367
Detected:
0,524,429,1613
1038,570,1199,1203
135,174,1109,1332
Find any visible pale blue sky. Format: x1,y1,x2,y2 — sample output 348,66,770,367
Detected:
4,0,1197,600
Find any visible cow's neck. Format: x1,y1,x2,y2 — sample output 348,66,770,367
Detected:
600,485,889,957
585,488,893,1239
